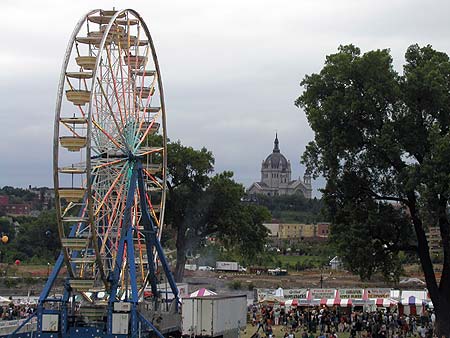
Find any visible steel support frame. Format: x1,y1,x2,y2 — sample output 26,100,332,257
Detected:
36,160,178,338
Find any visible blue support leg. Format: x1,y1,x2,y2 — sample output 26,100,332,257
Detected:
108,164,138,335
136,164,179,303
137,311,165,338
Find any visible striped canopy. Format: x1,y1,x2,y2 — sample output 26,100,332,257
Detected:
190,288,217,297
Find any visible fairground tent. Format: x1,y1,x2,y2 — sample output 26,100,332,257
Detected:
190,288,217,297
399,290,429,315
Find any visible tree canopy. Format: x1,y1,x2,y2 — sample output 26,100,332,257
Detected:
0,211,59,263
165,141,271,281
296,44,450,335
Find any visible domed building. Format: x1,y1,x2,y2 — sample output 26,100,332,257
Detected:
247,134,312,198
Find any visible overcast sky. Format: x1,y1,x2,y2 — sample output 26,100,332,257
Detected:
1,0,449,196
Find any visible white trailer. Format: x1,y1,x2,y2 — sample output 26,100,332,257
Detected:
182,295,247,337
185,264,198,271
215,261,239,272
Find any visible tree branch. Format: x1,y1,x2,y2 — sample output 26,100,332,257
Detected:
364,188,408,204
373,195,408,204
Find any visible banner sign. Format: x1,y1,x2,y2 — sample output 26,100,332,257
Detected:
310,288,335,299
339,288,363,299
284,289,308,299
366,288,390,299
255,288,273,302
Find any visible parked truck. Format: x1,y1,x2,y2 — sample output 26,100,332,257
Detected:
182,295,247,337
215,261,246,272
185,264,198,271
268,267,288,276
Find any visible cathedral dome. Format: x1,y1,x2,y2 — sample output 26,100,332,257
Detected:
263,134,290,171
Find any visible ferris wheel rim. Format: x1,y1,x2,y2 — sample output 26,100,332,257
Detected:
53,8,168,294
53,8,101,278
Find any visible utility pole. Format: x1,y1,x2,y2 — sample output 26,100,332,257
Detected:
320,271,323,289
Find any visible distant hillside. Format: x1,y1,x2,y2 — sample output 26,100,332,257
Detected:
245,194,327,223
0,186,54,214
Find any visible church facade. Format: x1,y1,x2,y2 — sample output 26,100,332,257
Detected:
247,135,312,199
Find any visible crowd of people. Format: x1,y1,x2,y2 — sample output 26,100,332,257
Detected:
0,303,36,321
250,304,436,338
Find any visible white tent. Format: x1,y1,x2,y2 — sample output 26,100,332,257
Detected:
274,287,284,298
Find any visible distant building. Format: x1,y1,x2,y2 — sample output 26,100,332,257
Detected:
278,223,312,239
28,186,55,210
264,222,330,247
0,196,8,206
264,223,280,238
0,195,31,216
247,134,312,198
317,223,330,238
0,203,31,216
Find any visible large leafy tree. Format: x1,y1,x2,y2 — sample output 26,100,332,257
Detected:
4,211,60,262
296,44,450,335
165,141,270,281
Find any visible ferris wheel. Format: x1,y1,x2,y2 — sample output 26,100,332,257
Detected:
51,8,173,302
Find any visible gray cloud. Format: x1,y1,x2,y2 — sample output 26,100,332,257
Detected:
1,0,449,197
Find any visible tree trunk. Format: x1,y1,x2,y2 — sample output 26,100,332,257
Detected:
175,246,186,282
407,194,450,337
436,198,450,337
174,222,187,282
434,304,450,337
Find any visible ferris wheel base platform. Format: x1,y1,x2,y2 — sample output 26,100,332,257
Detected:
4,323,181,338
1,332,151,338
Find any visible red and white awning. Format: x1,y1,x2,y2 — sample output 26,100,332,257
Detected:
190,288,217,297
375,298,397,307
285,299,299,307
339,299,353,307
317,298,353,307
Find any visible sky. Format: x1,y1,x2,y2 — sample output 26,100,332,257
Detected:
1,0,450,197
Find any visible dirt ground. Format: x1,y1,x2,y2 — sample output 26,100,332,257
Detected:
0,263,428,297
184,266,428,293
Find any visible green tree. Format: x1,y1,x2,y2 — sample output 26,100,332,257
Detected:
165,141,270,281
0,218,14,241
296,44,450,335
248,193,326,223
0,211,60,263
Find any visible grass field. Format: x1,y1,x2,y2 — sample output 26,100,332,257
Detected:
276,255,323,268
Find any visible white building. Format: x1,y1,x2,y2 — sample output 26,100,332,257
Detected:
247,134,312,198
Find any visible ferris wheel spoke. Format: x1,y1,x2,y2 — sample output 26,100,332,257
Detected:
100,179,126,254
92,157,127,170
134,114,162,152
115,39,131,125
142,190,160,227
99,171,128,252
105,46,128,128
143,168,163,189
60,122,84,138
94,173,125,216
96,79,129,149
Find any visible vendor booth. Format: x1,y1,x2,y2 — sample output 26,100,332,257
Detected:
398,290,429,315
